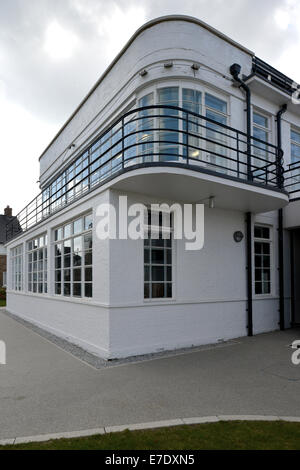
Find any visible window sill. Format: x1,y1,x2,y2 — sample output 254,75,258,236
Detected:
253,294,278,300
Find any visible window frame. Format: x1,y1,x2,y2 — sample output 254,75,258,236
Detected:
10,244,23,291
53,212,93,299
136,80,230,169
291,127,300,164
252,110,272,152
27,234,48,295
143,207,174,301
253,224,273,297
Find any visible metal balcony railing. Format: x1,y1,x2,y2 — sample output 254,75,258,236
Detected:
6,105,283,241
283,161,300,198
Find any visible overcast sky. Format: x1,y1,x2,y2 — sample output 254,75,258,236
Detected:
1,0,300,214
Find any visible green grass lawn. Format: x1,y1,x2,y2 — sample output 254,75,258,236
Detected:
0,300,6,307
1,421,300,450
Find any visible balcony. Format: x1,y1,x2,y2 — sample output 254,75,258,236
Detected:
6,105,289,241
284,162,300,200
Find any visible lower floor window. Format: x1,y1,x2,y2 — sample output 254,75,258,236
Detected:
144,210,173,299
11,245,23,291
54,213,93,298
254,226,271,295
28,235,48,294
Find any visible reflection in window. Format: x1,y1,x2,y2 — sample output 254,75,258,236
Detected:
291,129,300,192
252,112,269,179
205,93,228,173
137,93,154,163
182,89,202,160
158,87,179,162
54,213,93,298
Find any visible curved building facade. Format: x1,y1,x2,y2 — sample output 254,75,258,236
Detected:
5,16,300,358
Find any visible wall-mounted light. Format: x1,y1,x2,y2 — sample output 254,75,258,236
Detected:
209,196,215,209
164,61,173,68
139,69,148,77
233,231,244,243
191,63,200,71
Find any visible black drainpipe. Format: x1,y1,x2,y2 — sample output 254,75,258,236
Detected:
276,104,287,331
246,212,253,336
230,63,253,336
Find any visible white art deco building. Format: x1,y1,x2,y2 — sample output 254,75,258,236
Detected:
5,16,300,359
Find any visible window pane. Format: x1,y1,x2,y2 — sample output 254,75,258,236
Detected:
64,255,71,268
64,284,71,296
158,87,179,104
73,218,83,234
255,283,262,295
151,283,165,298
73,236,82,253
84,233,92,251
85,267,92,282
55,283,61,295
152,266,165,282
74,252,82,266
151,249,164,264
253,127,267,142
84,251,92,265
64,269,71,282
84,214,93,230
205,94,227,113
253,112,268,128
64,240,71,254
73,283,81,297
73,268,81,282
144,266,150,282
64,224,72,238
166,283,172,298
85,283,92,298
291,130,300,143
55,244,62,256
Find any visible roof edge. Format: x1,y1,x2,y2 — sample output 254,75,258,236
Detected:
38,14,254,162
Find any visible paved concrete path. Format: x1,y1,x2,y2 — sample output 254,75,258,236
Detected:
0,309,299,440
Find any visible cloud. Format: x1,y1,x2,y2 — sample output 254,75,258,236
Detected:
44,21,79,60
1,0,300,212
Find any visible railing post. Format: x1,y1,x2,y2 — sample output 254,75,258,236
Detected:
122,117,125,169
236,131,240,178
185,112,189,165
277,148,284,189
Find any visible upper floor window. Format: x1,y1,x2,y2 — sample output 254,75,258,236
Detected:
182,88,202,114
291,129,300,164
253,111,270,161
204,93,228,172
158,87,180,161
28,234,48,294
254,226,272,295
54,213,93,298
11,245,23,291
41,84,229,220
